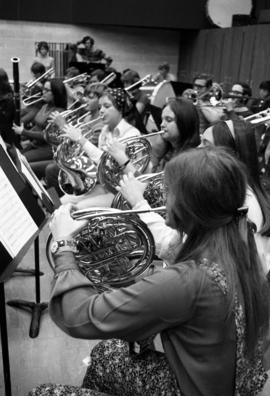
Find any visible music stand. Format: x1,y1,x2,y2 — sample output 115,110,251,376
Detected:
0,145,54,396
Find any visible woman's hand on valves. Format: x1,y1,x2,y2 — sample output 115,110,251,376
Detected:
49,111,66,129
116,172,147,208
106,138,128,165
62,124,83,142
49,203,87,241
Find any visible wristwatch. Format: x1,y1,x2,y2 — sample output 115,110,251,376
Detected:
50,239,77,255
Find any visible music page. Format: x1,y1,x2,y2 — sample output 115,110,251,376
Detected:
0,167,38,258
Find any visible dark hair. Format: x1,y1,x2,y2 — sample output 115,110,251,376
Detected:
91,69,106,81
212,119,270,236
37,41,49,53
50,78,67,109
0,68,13,96
121,70,140,86
193,73,212,89
84,83,107,98
101,88,127,114
166,98,200,152
259,80,270,92
82,36,94,46
65,66,80,78
30,62,46,76
165,146,270,357
158,62,170,72
233,82,252,105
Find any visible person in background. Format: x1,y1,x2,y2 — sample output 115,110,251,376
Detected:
0,68,20,148
33,41,55,73
192,74,224,134
153,62,176,83
21,62,46,127
12,78,67,177
228,81,253,119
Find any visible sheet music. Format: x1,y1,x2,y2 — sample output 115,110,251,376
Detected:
0,167,38,258
15,149,54,208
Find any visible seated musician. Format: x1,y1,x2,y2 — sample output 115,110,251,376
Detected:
60,87,141,206
78,36,106,64
153,61,176,83
0,68,20,149
12,78,67,177
251,80,270,113
45,83,106,196
150,97,200,172
33,41,55,73
21,62,46,127
29,146,270,396
193,74,224,134
227,81,253,119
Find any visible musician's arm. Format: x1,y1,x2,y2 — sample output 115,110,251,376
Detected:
133,199,181,264
49,253,198,340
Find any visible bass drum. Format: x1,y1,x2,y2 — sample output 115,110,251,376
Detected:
146,81,176,132
150,80,176,109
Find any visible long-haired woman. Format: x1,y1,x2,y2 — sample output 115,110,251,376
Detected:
30,147,270,396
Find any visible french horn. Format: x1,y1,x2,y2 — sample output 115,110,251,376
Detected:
46,207,167,288
111,172,166,212
97,131,165,193
56,117,102,196
44,103,88,146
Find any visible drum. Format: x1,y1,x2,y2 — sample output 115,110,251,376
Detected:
150,81,176,109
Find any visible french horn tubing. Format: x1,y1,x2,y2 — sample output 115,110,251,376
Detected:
111,172,166,212
46,207,166,288
97,130,165,193
56,116,102,196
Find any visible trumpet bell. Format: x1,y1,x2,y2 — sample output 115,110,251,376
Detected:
98,137,152,193
46,210,155,288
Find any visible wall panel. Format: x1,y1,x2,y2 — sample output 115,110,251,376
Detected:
179,24,270,96
0,20,179,82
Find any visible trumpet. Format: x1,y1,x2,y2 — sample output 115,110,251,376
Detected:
125,74,154,99
46,206,166,288
244,108,270,125
64,72,90,87
97,130,165,193
24,67,54,92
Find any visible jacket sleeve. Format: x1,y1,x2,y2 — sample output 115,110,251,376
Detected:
49,252,202,341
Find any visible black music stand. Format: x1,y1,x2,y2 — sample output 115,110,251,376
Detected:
0,145,56,396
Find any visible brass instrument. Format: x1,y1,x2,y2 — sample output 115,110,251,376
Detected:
44,103,88,146
244,108,270,125
64,72,90,87
22,67,54,107
111,172,166,212
46,207,167,288
56,117,102,196
97,130,165,193
125,74,154,99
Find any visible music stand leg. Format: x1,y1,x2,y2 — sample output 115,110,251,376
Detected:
7,237,48,338
0,282,12,396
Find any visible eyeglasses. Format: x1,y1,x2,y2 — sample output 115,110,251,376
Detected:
193,84,206,89
43,87,52,92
